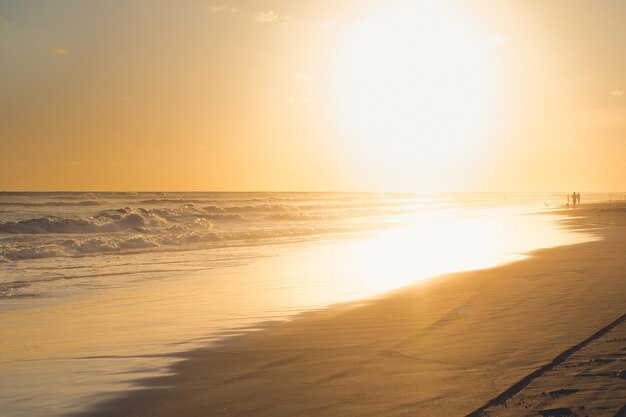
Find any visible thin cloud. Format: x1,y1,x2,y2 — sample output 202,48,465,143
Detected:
610,89,624,97
208,4,241,14
251,10,288,24
52,47,68,56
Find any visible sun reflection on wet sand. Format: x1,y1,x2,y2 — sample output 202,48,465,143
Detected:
276,208,597,307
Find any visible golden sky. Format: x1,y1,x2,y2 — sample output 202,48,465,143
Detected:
1,0,625,191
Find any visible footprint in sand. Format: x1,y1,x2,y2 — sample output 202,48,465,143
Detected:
547,388,578,399
538,408,573,417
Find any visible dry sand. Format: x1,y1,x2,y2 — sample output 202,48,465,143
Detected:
478,313,626,416
79,203,626,417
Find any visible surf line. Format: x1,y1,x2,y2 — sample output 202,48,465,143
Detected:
465,313,626,417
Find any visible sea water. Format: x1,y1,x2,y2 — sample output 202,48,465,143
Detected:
0,192,603,416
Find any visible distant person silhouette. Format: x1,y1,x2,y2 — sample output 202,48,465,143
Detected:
567,193,571,208
571,192,577,209
576,192,581,205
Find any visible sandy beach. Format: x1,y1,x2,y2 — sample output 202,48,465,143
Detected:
5,1,626,415
75,203,626,417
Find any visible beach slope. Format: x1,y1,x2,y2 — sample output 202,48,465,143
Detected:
80,204,626,417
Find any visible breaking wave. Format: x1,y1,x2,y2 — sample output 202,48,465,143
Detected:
0,193,421,263
0,222,376,262
0,209,167,234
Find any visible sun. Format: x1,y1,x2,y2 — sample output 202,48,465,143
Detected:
331,0,498,190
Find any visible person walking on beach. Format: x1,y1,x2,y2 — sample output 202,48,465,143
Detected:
576,192,581,205
571,192,577,209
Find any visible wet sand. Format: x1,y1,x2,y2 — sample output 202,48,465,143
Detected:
78,203,626,417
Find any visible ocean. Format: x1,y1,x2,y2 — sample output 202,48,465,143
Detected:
0,192,603,416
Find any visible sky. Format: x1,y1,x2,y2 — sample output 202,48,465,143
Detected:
0,0,625,192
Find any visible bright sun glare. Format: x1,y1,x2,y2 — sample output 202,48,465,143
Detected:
332,0,498,188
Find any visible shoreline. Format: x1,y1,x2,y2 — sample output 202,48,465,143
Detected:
75,203,626,417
